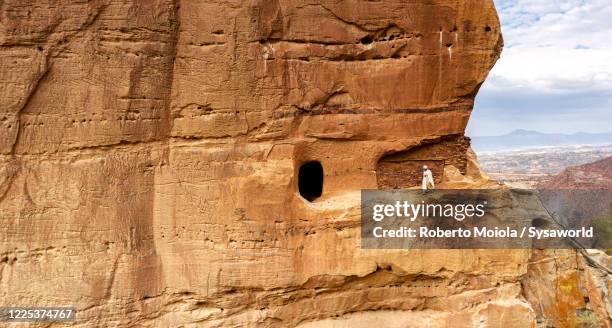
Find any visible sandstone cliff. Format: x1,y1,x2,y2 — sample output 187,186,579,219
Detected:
0,1,607,327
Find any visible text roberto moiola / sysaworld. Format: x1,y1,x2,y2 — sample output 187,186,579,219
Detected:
370,200,593,240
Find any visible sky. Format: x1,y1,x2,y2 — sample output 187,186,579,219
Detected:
466,0,612,136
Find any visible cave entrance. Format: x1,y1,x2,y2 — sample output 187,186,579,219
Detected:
376,136,470,189
377,158,444,189
298,161,323,201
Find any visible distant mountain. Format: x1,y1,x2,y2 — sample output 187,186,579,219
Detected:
470,130,612,152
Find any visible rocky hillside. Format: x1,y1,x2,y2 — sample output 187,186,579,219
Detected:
537,156,612,248
540,156,612,189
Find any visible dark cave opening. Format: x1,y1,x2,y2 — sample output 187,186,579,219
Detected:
298,161,323,201
360,35,373,45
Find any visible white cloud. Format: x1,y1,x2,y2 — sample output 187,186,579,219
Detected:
491,47,612,93
468,0,612,136
491,0,612,91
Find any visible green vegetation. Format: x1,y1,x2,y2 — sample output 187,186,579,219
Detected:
576,309,603,328
592,205,612,254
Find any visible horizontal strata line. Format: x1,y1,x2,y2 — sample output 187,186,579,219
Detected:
267,50,475,61
268,55,417,63
9,106,470,121
2,107,471,156
254,39,350,46
277,105,472,118
0,129,466,159
1,136,296,158
3,140,168,158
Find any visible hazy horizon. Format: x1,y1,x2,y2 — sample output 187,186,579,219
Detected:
470,129,612,152
469,128,612,138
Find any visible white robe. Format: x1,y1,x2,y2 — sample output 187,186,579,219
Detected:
422,169,435,190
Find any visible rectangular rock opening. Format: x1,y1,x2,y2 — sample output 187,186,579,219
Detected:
376,136,470,189
377,159,444,189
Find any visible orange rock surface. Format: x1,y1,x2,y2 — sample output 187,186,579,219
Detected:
1,1,607,327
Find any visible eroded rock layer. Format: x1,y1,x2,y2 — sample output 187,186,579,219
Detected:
2,1,602,327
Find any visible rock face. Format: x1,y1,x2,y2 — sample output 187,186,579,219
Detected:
537,156,612,229
0,1,582,327
529,157,612,327
540,156,612,190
